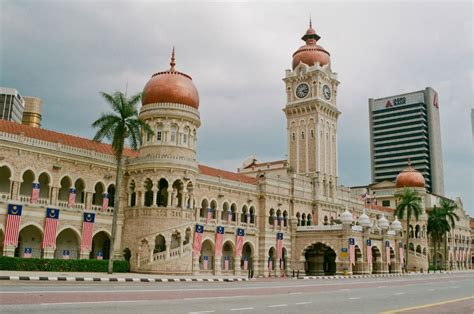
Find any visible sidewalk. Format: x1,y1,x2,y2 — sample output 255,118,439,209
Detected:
298,270,473,280
0,270,250,283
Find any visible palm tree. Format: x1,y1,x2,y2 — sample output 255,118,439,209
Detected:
395,188,423,272
92,91,152,274
438,198,459,270
427,206,448,271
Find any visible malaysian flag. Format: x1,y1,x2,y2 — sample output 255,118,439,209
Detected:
68,188,76,208
399,242,404,267
227,208,232,224
246,212,251,224
215,226,224,256
358,192,368,201
243,256,248,270
235,228,245,257
4,204,22,247
23,248,32,258
276,232,283,261
30,183,40,203
207,207,213,224
349,238,355,266
63,250,70,260
80,212,95,252
192,224,204,256
366,239,372,265
203,256,209,270
224,256,229,270
102,193,109,211
96,251,103,260
385,241,391,265
42,208,59,249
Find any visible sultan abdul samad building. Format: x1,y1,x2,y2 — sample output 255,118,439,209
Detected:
0,22,471,275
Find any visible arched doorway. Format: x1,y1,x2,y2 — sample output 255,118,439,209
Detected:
353,245,363,274
268,247,276,274
90,231,110,260
242,242,253,271
154,235,166,254
200,239,214,271
55,228,80,259
222,241,234,272
371,246,382,274
389,247,396,273
304,242,337,275
17,225,43,258
0,165,12,200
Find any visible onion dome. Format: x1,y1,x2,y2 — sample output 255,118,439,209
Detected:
391,215,402,231
395,160,425,189
358,209,371,228
340,207,353,225
292,19,331,69
142,47,199,109
378,214,389,230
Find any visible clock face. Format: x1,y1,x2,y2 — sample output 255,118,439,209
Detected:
323,85,332,100
295,83,310,99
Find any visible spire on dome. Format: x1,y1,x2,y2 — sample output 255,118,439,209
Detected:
309,16,312,28
170,46,176,71
302,19,320,43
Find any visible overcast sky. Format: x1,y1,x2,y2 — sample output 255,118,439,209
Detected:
1,1,472,215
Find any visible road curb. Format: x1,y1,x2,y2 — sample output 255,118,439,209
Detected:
299,272,453,280
0,275,250,283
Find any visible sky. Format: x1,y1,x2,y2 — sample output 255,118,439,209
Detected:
0,1,473,215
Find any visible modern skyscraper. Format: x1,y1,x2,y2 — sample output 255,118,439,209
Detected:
0,87,25,123
368,87,444,195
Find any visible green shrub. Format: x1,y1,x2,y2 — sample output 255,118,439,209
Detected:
0,256,129,272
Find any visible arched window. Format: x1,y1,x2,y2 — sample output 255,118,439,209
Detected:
301,213,306,226
92,182,105,206
129,180,136,207
156,124,163,142
307,213,312,226
0,166,12,197
269,208,275,225
301,131,305,139
183,127,190,146
292,133,296,141
170,124,178,143
144,178,153,207
283,210,288,227
296,212,301,226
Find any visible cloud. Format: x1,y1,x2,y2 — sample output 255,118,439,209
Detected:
1,1,472,215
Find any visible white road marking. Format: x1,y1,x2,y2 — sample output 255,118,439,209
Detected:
428,288,436,291
40,300,148,306
295,302,312,305
268,304,287,308
189,311,215,314
451,286,459,289
289,292,302,295
230,308,253,311
394,292,405,295
349,297,361,300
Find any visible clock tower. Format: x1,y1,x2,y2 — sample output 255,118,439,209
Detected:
283,21,340,197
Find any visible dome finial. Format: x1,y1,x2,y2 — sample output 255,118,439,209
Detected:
309,15,312,28
170,46,176,71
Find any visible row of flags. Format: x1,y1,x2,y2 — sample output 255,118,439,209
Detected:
349,238,404,267
206,208,253,225
3,204,97,253
30,183,111,211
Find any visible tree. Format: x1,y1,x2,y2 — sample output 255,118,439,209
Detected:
395,188,423,272
427,206,448,271
438,198,459,270
92,91,152,274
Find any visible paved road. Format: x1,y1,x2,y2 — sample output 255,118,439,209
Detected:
1,273,473,313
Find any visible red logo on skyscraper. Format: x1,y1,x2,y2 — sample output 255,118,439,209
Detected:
385,100,393,108
433,93,439,108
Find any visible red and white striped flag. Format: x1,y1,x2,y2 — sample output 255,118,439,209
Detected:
385,241,391,265
399,242,404,267
276,232,283,260
68,188,76,208
366,239,372,265
30,183,40,203
235,228,245,257
349,238,355,266
268,258,273,271
80,212,95,251
193,224,204,256
206,207,212,223
23,248,32,258
224,256,229,270
215,226,224,256
42,208,59,249
4,204,22,247
102,193,109,211
203,256,209,270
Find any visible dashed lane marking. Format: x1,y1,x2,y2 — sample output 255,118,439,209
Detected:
393,292,405,295
295,302,312,305
268,304,287,308
349,297,361,300
230,308,253,311
289,292,302,295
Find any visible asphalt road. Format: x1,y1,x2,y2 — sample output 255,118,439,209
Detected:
1,273,473,313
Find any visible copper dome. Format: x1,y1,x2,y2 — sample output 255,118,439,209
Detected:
142,48,199,109
292,21,331,69
395,161,425,188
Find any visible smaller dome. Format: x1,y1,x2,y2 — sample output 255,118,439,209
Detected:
142,47,199,109
341,207,353,225
292,20,330,69
395,161,425,188
391,215,402,231
378,214,389,230
358,209,371,228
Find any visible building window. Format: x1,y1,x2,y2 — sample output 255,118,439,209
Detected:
310,129,314,138
170,132,176,142
157,131,162,141
183,134,187,144
292,133,296,141
382,200,390,207
301,131,305,139
147,132,152,142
